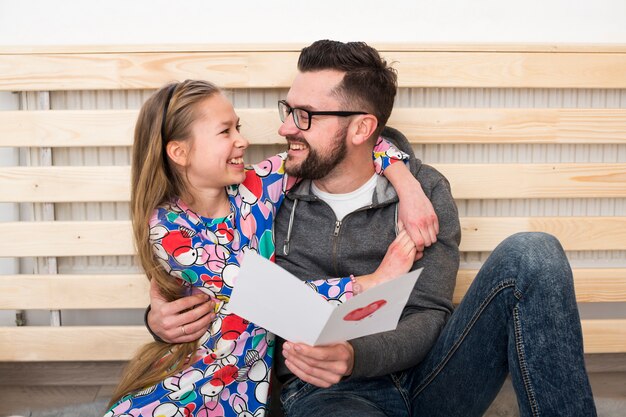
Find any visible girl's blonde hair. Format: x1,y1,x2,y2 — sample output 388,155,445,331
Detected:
109,80,221,407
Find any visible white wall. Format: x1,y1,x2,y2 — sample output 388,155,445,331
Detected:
0,0,625,45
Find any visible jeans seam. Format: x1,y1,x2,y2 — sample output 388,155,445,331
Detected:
513,305,540,417
411,279,516,400
390,373,412,414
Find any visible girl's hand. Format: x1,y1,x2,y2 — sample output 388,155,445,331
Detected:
384,162,439,253
354,223,417,293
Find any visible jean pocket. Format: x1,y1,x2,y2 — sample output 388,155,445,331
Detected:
279,378,313,412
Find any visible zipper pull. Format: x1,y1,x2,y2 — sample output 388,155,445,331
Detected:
333,220,342,236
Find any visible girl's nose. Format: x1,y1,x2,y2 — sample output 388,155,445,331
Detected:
235,132,249,149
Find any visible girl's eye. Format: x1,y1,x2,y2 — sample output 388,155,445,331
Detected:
236,124,242,132
221,128,230,135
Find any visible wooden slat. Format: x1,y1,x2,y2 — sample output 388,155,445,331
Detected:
3,108,625,148
0,166,130,202
453,268,626,304
582,320,626,354
0,326,152,361
2,217,625,257
0,385,112,414
0,274,148,309
0,361,126,385
439,163,626,199
0,52,300,91
2,269,624,310
390,108,626,145
387,52,626,89
0,109,136,147
0,109,282,147
2,51,626,91
0,320,621,361
459,217,626,252
1,221,134,257
3,43,626,54
2,163,624,203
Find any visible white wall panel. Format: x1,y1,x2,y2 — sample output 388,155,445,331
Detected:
2,1,625,44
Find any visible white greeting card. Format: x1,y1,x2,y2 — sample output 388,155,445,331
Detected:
228,252,422,345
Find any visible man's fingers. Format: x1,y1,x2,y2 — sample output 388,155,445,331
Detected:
170,317,214,343
175,300,214,324
285,343,352,373
284,359,334,388
285,343,335,361
164,293,210,315
162,310,215,343
178,309,215,335
283,345,346,387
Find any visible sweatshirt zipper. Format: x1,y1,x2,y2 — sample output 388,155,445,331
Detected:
284,191,397,275
330,204,375,274
333,220,342,236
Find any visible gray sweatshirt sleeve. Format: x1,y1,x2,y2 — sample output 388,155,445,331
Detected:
349,174,461,378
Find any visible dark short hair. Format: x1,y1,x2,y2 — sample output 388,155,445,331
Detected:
298,40,397,138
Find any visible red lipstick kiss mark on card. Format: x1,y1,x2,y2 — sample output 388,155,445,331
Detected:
343,300,387,321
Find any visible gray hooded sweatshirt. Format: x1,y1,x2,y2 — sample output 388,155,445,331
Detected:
274,126,461,381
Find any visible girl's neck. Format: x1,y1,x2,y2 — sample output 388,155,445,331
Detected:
180,188,230,218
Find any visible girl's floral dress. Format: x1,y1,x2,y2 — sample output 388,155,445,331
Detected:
107,139,406,417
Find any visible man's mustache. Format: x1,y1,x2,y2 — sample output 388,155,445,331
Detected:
285,136,309,147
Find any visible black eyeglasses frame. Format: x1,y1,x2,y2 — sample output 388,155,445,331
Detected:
278,100,367,131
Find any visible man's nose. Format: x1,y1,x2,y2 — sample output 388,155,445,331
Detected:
278,112,299,137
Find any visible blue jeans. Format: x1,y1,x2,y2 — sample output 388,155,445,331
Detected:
280,233,597,417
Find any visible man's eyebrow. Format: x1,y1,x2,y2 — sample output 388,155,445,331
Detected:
291,103,316,111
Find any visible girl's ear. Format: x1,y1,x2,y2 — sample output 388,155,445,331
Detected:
166,140,189,167
350,114,379,146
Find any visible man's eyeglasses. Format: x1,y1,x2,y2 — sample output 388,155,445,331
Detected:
278,100,367,131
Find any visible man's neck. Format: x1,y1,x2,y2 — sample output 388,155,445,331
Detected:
312,154,376,194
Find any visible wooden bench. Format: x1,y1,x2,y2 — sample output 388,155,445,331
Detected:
0,44,625,397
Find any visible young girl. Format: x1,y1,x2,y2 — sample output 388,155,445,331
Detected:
107,80,428,416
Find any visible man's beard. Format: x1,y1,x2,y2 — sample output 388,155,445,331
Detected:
284,126,348,180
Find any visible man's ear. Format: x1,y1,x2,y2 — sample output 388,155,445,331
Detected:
166,140,189,167
350,114,379,146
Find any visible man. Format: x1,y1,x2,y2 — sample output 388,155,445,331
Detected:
147,40,596,416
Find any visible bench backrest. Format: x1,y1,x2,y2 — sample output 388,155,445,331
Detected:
0,44,625,360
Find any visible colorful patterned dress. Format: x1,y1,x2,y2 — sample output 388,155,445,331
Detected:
107,139,406,417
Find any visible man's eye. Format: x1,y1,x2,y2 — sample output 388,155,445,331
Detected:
297,110,310,122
